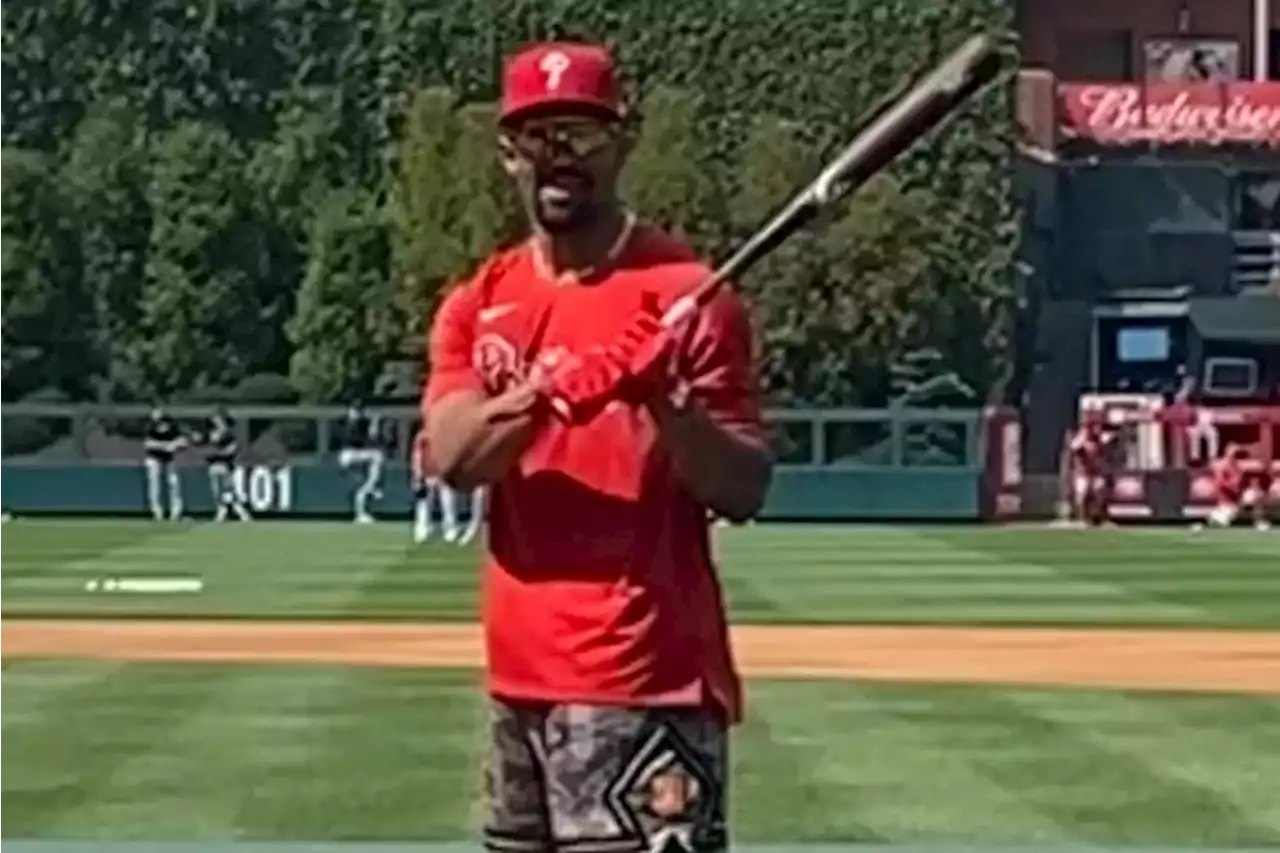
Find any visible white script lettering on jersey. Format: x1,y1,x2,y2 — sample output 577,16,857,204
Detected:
473,333,569,395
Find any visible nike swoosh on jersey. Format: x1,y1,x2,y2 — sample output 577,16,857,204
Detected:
478,303,518,323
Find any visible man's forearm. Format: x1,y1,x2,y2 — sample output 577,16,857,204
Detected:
647,395,773,522
427,386,544,490
449,415,541,490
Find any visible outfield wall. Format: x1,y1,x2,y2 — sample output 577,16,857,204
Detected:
0,463,983,520
1,403,990,520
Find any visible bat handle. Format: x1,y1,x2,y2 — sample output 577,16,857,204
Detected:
661,294,699,330
661,266,730,330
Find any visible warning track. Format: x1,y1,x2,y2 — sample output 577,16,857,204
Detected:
3,620,1279,695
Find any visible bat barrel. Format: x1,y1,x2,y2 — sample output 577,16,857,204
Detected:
815,34,1002,202
678,33,1007,316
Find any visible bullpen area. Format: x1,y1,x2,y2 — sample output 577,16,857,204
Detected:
3,521,1279,847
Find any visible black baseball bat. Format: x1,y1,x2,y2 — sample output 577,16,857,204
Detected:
659,33,1007,329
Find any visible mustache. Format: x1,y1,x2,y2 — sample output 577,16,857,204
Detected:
536,167,592,186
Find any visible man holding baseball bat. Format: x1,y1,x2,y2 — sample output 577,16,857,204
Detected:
424,33,1002,852
424,41,771,853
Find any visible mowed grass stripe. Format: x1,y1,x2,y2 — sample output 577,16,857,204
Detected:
1,522,182,580
40,665,324,837
903,529,1202,623
234,669,483,839
3,522,433,620
1009,690,1280,838
1,660,135,723
723,527,1194,626
4,521,1278,627
892,687,1280,847
732,688,889,842
44,669,484,839
924,528,1280,628
1,661,239,835
348,540,479,619
6,663,1279,843
741,681,1067,843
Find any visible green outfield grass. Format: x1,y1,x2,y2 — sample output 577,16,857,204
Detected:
2,520,1278,627
4,520,1279,845
1,662,1278,845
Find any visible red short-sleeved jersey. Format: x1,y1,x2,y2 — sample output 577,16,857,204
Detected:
1070,430,1102,475
1214,456,1245,501
423,225,763,723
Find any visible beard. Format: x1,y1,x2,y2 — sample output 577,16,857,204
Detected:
529,169,597,233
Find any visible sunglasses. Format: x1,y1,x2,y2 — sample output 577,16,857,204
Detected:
500,118,619,161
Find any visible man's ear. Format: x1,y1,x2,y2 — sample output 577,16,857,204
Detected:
612,119,639,171
618,109,641,153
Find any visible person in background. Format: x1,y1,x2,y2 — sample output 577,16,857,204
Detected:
1209,444,1272,531
204,409,252,523
1172,369,1218,464
338,401,386,524
411,423,486,544
144,406,186,521
410,424,444,543
1068,413,1114,526
457,483,487,545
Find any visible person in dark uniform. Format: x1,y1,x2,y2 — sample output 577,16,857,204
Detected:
203,410,252,523
144,406,187,520
337,401,386,524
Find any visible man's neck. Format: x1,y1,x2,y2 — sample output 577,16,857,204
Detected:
536,205,629,277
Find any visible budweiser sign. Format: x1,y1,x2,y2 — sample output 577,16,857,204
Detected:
1060,82,1280,145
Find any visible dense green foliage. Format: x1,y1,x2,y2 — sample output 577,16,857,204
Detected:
1,0,1017,404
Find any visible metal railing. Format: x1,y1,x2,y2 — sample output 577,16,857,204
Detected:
1232,230,1280,291
0,404,986,470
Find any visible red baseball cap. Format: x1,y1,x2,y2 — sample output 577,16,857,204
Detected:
500,42,623,123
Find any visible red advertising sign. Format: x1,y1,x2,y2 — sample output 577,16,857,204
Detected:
1059,82,1280,145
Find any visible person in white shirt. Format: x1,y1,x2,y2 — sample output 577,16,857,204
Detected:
337,402,386,524
410,425,485,544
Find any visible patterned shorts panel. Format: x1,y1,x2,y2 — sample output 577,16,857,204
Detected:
483,698,728,853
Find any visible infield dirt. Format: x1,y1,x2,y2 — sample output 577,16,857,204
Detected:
3,620,1279,695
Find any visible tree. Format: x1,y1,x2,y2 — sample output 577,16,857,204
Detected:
622,85,720,247
60,100,152,399
1,147,89,399
246,92,347,372
730,116,828,404
387,87,469,348
817,176,942,404
0,0,1018,405
732,114,945,406
452,102,522,260
132,122,261,397
287,186,398,402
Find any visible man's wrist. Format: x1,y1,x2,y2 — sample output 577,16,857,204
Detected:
482,382,546,425
646,379,696,424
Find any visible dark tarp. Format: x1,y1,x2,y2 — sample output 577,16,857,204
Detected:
1188,295,1280,345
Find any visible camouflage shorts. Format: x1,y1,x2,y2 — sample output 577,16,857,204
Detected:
483,698,728,853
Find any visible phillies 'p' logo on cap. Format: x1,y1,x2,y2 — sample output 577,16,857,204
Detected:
500,41,622,122
538,50,572,92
